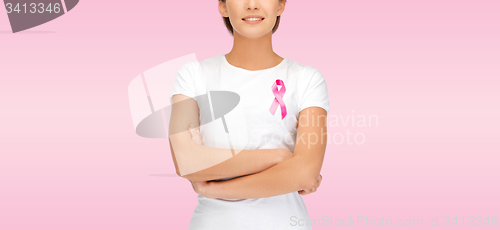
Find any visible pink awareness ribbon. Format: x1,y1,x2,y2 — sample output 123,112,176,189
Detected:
269,79,287,119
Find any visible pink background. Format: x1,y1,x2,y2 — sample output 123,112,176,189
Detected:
1,0,499,229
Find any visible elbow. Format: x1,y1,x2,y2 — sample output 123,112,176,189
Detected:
300,177,317,190
299,169,320,190
175,169,191,180
176,171,191,180
179,172,207,182
291,156,321,190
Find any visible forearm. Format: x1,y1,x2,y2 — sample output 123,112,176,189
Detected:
169,136,287,182
183,146,286,182
168,93,288,182
203,155,314,199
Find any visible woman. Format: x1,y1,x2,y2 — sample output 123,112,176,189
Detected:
168,0,329,229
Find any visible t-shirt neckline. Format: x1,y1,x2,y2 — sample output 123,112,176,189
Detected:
222,54,287,73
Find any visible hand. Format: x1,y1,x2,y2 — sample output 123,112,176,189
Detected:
187,125,216,198
188,124,203,145
298,174,322,196
189,180,211,197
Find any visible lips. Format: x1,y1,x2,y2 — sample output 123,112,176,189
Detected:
242,15,265,20
5,0,80,33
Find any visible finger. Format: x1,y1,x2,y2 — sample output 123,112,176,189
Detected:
194,132,203,145
189,128,202,145
196,130,203,144
299,189,312,196
193,134,203,145
191,124,200,134
188,125,195,137
306,188,316,195
188,125,204,145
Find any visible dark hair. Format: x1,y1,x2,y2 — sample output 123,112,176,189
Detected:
220,0,287,36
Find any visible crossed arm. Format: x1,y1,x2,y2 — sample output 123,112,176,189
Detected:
169,94,327,199
169,94,292,182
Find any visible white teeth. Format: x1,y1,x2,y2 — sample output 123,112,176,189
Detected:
244,18,263,21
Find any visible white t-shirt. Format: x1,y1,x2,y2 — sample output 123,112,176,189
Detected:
169,54,329,230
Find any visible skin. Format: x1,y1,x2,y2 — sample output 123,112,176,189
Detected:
186,0,326,198
219,0,286,70
170,0,295,182
169,94,293,181
188,113,324,197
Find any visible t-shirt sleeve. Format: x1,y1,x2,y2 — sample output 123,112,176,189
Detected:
169,61,199,105
298,66,330,115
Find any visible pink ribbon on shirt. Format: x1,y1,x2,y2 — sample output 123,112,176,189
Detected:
269,79,287,119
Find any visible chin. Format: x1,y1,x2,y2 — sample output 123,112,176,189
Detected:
236,29,273,38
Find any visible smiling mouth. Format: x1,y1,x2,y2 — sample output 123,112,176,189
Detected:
242,18,265,21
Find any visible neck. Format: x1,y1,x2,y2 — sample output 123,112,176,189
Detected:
225,31,283,71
